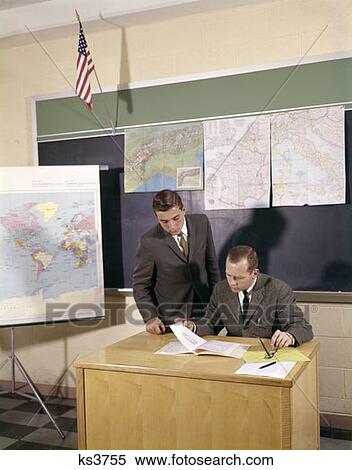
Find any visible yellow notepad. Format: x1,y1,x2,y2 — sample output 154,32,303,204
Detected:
243,348,310,364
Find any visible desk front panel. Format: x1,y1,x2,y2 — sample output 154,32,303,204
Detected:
84,369,290,450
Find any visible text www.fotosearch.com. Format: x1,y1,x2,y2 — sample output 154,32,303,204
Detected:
135,454,274,466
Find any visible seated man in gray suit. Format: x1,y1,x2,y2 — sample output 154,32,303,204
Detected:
189,245,313,347
133,189,220,335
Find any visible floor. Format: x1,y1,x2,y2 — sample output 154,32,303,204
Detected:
0,395,77,450
0,394,351,450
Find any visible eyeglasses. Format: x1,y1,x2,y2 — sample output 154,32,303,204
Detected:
259,337,278,359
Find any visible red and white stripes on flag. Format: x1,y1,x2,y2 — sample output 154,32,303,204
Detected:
75,22,95,109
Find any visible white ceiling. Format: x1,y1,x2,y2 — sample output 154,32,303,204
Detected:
0,0,267,39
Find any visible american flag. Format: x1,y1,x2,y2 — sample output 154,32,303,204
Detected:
75,21,95,109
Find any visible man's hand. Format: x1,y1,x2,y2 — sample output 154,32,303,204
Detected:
271,329,295,348
146,317,166,335
174,318,196,332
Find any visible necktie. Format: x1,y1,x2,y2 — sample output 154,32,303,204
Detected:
178,232,188,259
242,289,249,322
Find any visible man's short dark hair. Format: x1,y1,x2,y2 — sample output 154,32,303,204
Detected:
152,189,184,212
227,245,258,272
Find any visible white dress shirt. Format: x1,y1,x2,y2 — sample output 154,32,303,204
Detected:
238,278,257,312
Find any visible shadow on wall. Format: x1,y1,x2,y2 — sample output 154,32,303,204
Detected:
99,17,133,122
218,208,287,275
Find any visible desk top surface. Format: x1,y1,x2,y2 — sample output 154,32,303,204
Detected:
75,333,319,387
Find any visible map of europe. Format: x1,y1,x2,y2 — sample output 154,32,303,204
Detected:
0,192,99,309
271,106,345,206
124,122,204,192
204,116,271,210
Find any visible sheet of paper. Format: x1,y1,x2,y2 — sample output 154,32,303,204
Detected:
155,341,191,355
170,323,206,351
235,361,296,378
243,349,310,364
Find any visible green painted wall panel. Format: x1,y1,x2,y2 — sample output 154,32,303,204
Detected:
36,58,352,141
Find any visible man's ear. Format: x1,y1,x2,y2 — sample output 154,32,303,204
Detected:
253,268,259,277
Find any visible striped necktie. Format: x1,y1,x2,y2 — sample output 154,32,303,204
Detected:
178,232,188,259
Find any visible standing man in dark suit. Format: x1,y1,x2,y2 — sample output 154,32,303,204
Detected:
133,189,220,334
189,245,313,347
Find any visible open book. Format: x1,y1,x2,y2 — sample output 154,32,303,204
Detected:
155,323,250,359
156,339,249,358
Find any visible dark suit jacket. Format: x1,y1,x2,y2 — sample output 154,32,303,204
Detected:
133,214,220,324
196,273,313,345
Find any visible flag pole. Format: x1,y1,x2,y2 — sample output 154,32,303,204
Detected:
75,10,116,134
25,23,133,175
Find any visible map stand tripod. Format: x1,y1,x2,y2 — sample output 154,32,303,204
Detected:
0,327,64,439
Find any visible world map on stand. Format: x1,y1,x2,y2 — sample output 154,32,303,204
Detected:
0,192,100,325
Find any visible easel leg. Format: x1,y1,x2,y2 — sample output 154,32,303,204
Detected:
14,355,65,438
0,328,65,439
0,357,10,395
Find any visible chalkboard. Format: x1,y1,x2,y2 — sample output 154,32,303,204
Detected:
38,110,352,292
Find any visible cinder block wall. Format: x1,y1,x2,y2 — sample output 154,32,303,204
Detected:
309,304,352,415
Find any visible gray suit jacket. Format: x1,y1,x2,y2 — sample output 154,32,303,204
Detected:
133,214,220,324
196,273,313,345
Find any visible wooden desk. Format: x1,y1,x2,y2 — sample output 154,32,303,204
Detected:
75,333,319,450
